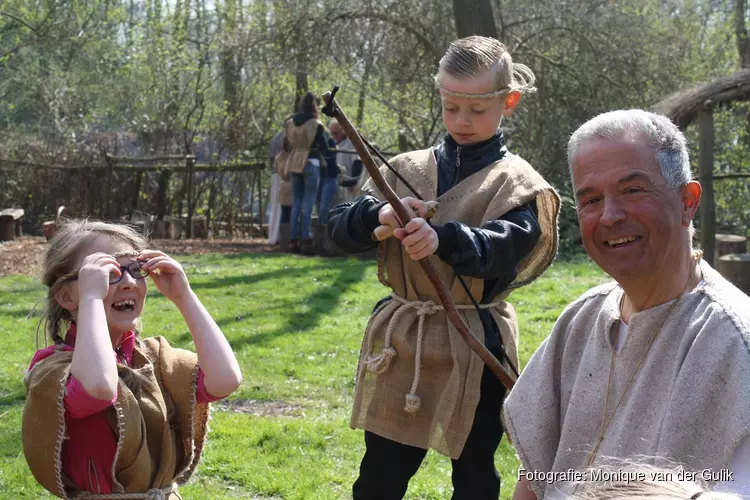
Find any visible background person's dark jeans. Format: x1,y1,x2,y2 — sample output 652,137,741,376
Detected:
352,349,506,500
281,205,292,224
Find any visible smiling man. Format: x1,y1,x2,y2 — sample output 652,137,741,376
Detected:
503,110,750,499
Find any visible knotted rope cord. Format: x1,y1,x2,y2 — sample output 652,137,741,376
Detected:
74,483,177,500
365,294,503,413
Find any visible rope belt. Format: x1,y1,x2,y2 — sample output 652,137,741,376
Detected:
365,294,501,414
74,483,177,500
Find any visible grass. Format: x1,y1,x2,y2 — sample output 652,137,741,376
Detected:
0,252,607,499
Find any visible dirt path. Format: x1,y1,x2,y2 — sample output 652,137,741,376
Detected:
0,236,276,277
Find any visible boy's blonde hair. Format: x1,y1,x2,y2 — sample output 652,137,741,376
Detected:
435,36,536,98
40,219,148,345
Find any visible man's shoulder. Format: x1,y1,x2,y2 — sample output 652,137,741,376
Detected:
698,262,750,341
562,281,619,316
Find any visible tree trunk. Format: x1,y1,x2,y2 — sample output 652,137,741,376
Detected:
356,35,377,128
452,0,498,38
295,68,309,109
736,0,750,68
698,107,716,266
131,171,143,216
155,169,171,220
223,0,243,152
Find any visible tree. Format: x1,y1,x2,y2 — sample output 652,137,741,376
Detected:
452,0,498,38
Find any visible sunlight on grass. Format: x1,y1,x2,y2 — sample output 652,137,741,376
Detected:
0,253,607,499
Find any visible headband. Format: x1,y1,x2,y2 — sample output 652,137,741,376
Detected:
435,81,511,99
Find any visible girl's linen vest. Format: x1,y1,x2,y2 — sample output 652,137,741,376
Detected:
23,337,210,499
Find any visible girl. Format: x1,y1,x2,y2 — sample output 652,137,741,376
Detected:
328,36,560,499
23,220,242,499
278,91,337,255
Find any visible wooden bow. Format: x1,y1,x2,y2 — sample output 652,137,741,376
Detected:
321,87,515,391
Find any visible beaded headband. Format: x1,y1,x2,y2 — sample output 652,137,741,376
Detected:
435,63,537,99
435,81,511,99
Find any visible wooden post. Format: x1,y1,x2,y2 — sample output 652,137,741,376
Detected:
698,105,716,266
106,156,114,219
131,171,143,216
257,167,264,237
185,156,195,238
155,169,171,220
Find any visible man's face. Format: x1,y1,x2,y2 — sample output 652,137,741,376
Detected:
573,136,694,283
329,123,346,144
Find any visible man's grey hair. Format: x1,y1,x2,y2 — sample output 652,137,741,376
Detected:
567,109,691,193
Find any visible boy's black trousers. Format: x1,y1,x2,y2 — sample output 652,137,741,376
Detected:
352,348,507,500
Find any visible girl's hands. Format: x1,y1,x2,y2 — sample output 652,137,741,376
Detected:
139,250,192,304
77,253,121,301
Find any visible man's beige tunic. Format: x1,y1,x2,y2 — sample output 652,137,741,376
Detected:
504,261,750,498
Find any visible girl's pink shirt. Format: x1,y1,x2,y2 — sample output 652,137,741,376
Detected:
28,326,222,494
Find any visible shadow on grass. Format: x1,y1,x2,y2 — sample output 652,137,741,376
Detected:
174,257,371,349
189,266,318,291
232,262,367,347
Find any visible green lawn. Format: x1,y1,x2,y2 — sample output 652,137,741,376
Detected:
0,252,607,499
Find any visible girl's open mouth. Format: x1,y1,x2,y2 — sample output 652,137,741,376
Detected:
112,299,135,312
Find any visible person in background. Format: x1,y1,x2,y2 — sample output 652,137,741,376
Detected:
267,127,287,245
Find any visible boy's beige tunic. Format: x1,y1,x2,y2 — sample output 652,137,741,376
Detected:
504,261,750,499
354,148,560,459
23,336,210,499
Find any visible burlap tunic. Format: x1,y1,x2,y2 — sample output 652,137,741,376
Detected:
353,148,560,459
23,336,210,499
276,118,326,179
503,261,750,498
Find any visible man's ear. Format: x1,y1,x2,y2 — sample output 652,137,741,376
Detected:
681,181,702,227
54,285,78,313
502,91,521,117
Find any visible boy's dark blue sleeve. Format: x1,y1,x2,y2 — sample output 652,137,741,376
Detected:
430,201,541,301
327,195,386,253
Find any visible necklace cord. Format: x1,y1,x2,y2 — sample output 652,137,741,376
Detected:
584,256,700,467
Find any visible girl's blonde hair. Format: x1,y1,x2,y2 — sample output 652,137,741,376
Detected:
566,462,741,500
435,36,536,98
40,219,148,345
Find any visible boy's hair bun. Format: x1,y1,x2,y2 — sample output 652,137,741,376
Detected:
435,36,536,98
